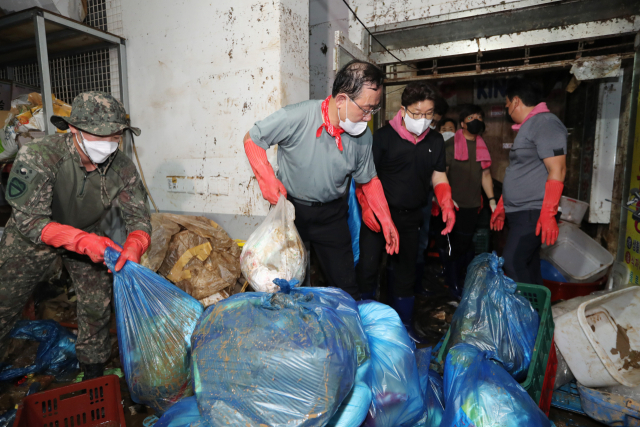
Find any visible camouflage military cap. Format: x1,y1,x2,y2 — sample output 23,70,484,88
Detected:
50,91,141,136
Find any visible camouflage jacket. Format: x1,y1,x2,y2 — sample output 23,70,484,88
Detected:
5,133,151,244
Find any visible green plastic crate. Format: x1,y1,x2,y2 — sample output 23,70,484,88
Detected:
436,283,554,406
472,228,491,254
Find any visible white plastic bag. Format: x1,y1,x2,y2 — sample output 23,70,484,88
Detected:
0,127,18,162
240,195,306,292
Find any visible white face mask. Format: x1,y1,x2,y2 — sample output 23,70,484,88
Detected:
441,131,455,141
77,131,119,164
339,99,368,136
404,110,432,136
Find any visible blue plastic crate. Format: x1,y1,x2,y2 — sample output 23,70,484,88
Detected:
551,381,585,416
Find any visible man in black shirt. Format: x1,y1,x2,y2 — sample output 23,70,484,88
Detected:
356,82,455,343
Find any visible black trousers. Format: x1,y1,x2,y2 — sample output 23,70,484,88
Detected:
503,209,543,286
356,207,423,298
289,197,358,297
438,207,479,262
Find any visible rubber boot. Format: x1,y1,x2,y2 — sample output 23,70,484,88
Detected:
414,262,434,297
391,296,428,345
81,363,105,381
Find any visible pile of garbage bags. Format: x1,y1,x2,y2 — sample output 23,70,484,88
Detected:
1,92,71,162
141,213,242,307
113,205,548,426
240,195,307,292
439,253,548,427
152,282,445,427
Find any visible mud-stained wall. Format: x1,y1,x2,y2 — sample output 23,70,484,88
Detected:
120,0,309,226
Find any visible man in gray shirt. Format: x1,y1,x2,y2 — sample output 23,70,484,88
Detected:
243,61,399,297
491,78,567,285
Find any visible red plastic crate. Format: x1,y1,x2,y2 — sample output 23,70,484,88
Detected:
538,337,559,416
15,375,126,427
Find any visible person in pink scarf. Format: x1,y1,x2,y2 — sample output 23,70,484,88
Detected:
490,78,567,285
356,82,455,343
434,104,496,299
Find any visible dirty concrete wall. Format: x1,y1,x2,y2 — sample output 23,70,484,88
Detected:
120,0,309,239
347,0,540,48
310,0,349,99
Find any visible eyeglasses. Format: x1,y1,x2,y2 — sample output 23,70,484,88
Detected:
350,97,382,116
405,107,434,120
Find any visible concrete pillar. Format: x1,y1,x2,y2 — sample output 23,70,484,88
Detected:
309,0,349,99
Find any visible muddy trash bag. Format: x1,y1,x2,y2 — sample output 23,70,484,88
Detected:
154,396,211,427
442,344,551,427
358,301,423,427
240,195,306,292
0,320,78,381
106,247,204,414
191,280,358,427
444,252,539,380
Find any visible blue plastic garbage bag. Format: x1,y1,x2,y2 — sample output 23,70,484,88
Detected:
358,301,423,427
444,252,539,380
154,397,211,427
347,179,362,266
327,358,373,427
413,347,445,427
0,320,78,381
442,344,551,427
105,247,204,414
191,280,358,427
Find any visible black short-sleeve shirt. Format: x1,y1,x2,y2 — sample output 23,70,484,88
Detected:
372,125,446,210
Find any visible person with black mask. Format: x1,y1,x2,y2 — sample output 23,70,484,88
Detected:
433,104,496,299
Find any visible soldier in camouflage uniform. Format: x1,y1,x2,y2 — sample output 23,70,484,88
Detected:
0,91,151,379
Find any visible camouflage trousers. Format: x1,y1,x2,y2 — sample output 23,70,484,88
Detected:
0,224,112,364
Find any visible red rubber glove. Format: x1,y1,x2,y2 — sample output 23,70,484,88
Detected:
361,177,400,255
434,183,456,235
244,138,287,205
41,222,121,263
536,180,564,246
355,184,380,233
490,196,505,231
115,230,151,272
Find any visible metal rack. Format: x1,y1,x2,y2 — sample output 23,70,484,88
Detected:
0,7,129,136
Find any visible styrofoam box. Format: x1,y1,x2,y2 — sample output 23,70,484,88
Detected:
541,222,613,283
555,287,640,388
560,196,589,225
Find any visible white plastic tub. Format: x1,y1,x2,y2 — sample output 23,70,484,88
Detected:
555,287,640,387
560,196,589,225
541,221,613,283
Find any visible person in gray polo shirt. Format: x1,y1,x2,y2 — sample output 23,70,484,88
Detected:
242,60,399,297
491,78,567,285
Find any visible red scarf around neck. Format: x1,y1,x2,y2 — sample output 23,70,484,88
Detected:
316,95,345,151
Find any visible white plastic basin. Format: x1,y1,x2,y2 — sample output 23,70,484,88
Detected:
541,222,613,283
555,287,640,387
